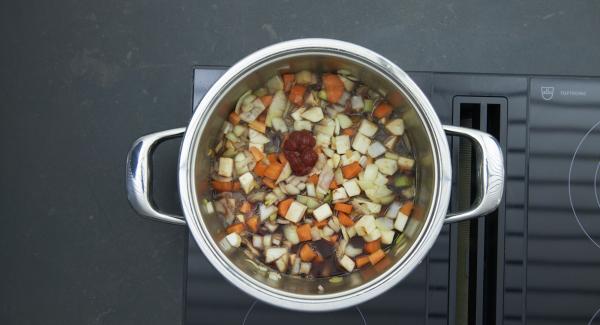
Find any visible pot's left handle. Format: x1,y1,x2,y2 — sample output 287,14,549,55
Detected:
126,128,187,226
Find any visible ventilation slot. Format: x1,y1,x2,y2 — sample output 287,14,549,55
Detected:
450,96,507,325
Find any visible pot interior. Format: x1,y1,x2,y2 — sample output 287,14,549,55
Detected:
191,50,438,298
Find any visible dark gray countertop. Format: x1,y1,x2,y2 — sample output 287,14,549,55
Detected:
1,1,599,324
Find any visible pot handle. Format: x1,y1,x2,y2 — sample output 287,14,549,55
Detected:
126,128,187,225
443,125,504,224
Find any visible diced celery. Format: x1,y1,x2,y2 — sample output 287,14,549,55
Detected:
363,99,374,112
394,175,412,188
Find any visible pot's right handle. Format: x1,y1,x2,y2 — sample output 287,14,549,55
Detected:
443,125,505,224
126,128,187,226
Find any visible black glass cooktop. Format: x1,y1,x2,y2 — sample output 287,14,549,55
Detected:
185,67,600,325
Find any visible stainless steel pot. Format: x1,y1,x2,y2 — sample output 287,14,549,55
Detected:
126,39,504,311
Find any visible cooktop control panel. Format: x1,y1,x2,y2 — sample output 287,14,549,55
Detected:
186,68,600,325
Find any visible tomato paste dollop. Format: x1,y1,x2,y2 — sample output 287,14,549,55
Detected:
283,130,318,176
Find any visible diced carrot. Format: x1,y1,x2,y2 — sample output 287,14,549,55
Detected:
282,73,295,92
232,182,241,191
366,156,374,165
288,85,306,106
368,249,386,265
249,147,265,162
364,239,381,254
322,74,344,103
228,112,241,125
246,216,259,232
278,152,288,165
226,223,245,234
263,177,276,189
308,174,319,185
299,244,317,262
355,255,370,268
240,202,252,214
328,234,339,243
334,203,353,214
342,128,355,136
400,201,414,216
267,153,278,164
264,162,283,180
342,161,362,179
373,102,393,119
253,161,268,177
260,95,273,108
338,212,354,226
278,198,294,217
296,224,312,242
315,146,322,154
329,180,338,190
212,180,235,192
249,120,266,133
313,219,328,229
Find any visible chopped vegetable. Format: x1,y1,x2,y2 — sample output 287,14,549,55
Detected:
334,203,353,214
385,118,405,135
211,180,240,192
394,175,412,188
313,203,333,222
299,243,317,262
295,70,313,85
342,162,362,179
364,239,381,254
278,198,294,217
322,74,345,103
400,201,414,215
342,179,361,197
225,232,242,248
282,74,295,91
373,102,393,119
265,247,288,263
265,90,287,127
375,158,398,175
289,85,306,106
246,216,259,232
355,255,370,268
339,255,356,272
394,211,409,231
249,147,265,162
368,249,385,265
296,223,312,242
229,112,241,125
240,202,252,214
239,172,256,194
260,95,273,107
358,119,378,137
381,230,395,245
352,133,372,154
264,162,284,180
226,223,246,234
367,141,387,158
266,75,284,93
301,106,325,122
334,135,351,154
284,201,307,223
218,157,234,177
283,225,300,245
338,212,354,226
249,120,267,133
398,156,415,170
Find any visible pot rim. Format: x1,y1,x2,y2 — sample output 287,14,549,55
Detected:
178,38,452,311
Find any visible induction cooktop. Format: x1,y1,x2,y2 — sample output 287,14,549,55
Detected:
184,67,600,325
